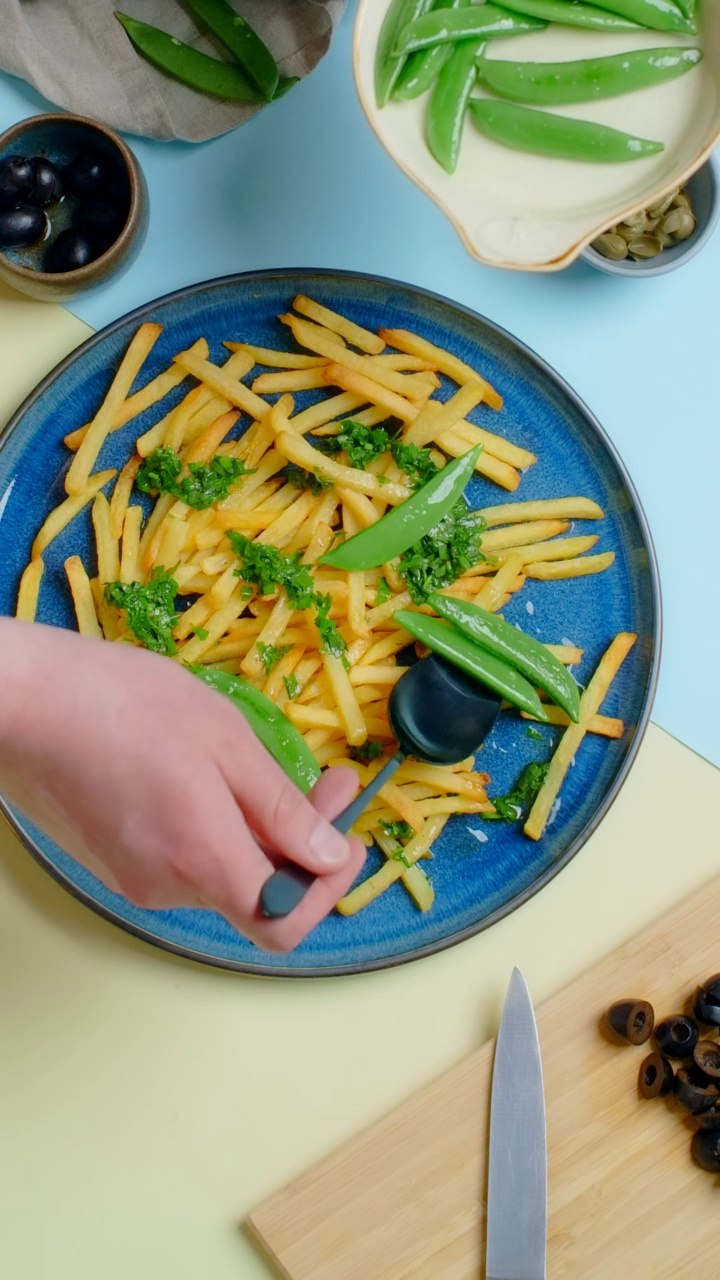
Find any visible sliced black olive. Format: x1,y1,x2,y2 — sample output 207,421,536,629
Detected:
78,197,124,243
0,204,48,248
605,999,654,1045
0,155,34,209
674,1066,719,1113
29,157,63,207
49,228,97,272
654,1015,699,1059
695,1101,720,1131
638,1052,674,1099
65,150,111,199
691,1129,720,1172
694,984,720,1027
693,1041,720,1080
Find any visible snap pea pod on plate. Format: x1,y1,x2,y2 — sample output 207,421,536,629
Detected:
393,5,547,56
469,99,664,162
394,610,549,720
427,38,486,171
192,667,321,794
376,0,434,106
578,0,696,33
486,0,641,31
428,592,581,721
476,46,701,105
320,446,481,570
393,0,471,101
183,0,279,101
115,12,264,102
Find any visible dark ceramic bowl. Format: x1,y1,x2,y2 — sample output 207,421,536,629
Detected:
0,113,148,302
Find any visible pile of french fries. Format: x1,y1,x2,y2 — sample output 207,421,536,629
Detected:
15,293,634,919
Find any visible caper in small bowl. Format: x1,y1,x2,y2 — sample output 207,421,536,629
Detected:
581,154,719,279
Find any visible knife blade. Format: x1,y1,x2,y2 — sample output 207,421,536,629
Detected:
486,967,547,1280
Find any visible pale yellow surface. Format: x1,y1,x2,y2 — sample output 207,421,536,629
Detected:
0,289,718,1279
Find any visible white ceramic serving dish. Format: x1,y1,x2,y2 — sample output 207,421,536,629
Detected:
353,0,720,272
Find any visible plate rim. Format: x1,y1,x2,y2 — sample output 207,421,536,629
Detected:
0,266,662,978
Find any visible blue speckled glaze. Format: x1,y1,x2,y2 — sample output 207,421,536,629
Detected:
0,270,660,977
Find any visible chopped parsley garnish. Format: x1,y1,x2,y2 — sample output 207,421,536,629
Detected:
257,641,292,675
393,850,412,867
317,420,392,469
400,501,486,603
484,762,550,824
228,533,315,607
283,674,301,700
380,819,414,843
375,577,393,606
526,726,544,741
136,447,252,510
105,567,179,656
391,441,440,489
193,626,209,641
314,591,347,662
349,739,384,763
287,465,333,494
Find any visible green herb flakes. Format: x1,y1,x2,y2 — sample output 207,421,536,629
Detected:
105,567,179,656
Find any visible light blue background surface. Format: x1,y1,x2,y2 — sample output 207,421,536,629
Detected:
0,3,718,766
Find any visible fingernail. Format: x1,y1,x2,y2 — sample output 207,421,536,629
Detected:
308,822,351,869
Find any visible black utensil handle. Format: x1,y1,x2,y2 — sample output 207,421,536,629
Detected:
259,752,405,920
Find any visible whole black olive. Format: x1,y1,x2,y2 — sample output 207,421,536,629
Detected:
49,229,97,273
693,1041,720,1080
65,150,111,199
694,984,720,1028
0,155,34,209
674,1066,719,1114
695,1101,720,1131
691,1129,720,1172
29,157,63,207
700,974,720,1001
638,1052,674,1099
79,197,124,244
605,999,654,1045
0,204,48,248
654,1015,699,1059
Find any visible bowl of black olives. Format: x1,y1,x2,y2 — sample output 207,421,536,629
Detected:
0,113,148,302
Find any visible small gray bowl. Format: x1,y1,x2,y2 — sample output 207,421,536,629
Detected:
0,113,148,302
581,151,720,278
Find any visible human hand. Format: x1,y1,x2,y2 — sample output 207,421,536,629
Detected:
0,619,365,951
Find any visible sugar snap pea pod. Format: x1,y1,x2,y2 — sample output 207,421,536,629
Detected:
376,0,435,107
427,38,485,172
576,0,696,33
469,99,664,162
183,0,279,101
476,46,702,106
395,611,549,720
393,0,471,101
115,12,263,102
394,5,547,55
486,0,640,30
428,592,580,721
191,667,321,794
320,447,481,571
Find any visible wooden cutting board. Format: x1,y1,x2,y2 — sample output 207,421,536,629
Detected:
248,877,720,1279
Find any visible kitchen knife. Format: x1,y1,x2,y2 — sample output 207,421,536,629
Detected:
486,967,547,1280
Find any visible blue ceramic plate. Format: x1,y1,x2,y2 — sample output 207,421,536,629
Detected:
0,270,660,977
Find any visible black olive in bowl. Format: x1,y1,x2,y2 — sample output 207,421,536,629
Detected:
30,158,63,207
0,205,48,249
0,155,34,209
49,229,98,273
65,149,112,199
79,197,126,244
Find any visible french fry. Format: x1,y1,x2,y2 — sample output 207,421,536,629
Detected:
436,430,520,491
471,551,525,612
223,341,333,367
322,363,417,424
66,323,162,496
109,455,141,540
15,557,44,621
219,450,287,510
63,337,209,451
91,492,120,584
521,706,624,739
257,490,316,550
164,384,210,453
375,780,424,833
65,555,102,638
526,552,615,580
467,535,599,571
252,368,328,394
153,513,189,572
357,630,412,666
312,404,390,436
32,469,116,559
379,328,503,410
405,383,485,447
323,653,366,747
292,294,385,354
277,431,411,505
119,506,143,584
337,815,448,915
444,419,536,471
177,585,247,664
173,349,269,422
479,497,604,527
349,665,405,686
241,595,295,679
136,350,254,457
263,645,304,703
524,632,636,840
288,391,368,436
182,409,239,466
283,313,434,402
481,520,570,553
374,831,434,912
371,354,436,372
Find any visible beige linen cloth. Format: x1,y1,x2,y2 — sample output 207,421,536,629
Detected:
0,0,345,141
